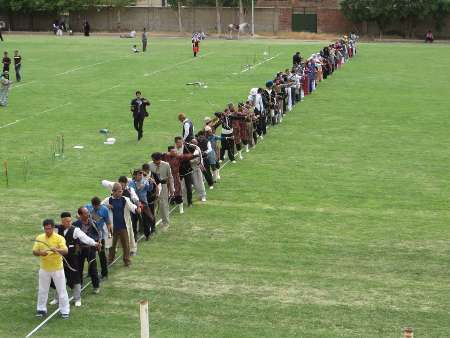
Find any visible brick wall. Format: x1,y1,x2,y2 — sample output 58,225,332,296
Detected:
317,8,353,33
278,7,292,31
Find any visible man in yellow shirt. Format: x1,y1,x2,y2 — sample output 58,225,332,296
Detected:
32,219,70,319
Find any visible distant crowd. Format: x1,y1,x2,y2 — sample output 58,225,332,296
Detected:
31,34,358,320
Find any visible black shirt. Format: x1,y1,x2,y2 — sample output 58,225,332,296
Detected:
130,97,150,118
14,55,21,66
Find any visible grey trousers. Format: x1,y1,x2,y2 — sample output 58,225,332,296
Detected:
158,184,170,225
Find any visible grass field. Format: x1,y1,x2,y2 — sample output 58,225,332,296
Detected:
0,35,450,337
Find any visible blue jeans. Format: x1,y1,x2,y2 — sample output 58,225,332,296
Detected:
15,64,21,82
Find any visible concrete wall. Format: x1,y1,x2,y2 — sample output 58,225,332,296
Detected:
67,7,282,33
1,6,449,37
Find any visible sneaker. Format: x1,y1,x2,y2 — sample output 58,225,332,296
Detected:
100,275,108,281
61,313,69,320
49,299,58,305
36,310,47,318
201,197,206,202
93,288,100,294
75,300,82,307
232,160,236,164
218,160,223,163
209,186,214,190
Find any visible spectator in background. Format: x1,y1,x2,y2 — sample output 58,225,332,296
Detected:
83,21,90,36
142,28,148,52
425,30,434,43
13,50,21,82
0,71,12,107
2,51,11,72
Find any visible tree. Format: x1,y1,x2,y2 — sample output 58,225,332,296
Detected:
216,0,222,35
393,0,429,37
341,0,373,33
429,0,450,32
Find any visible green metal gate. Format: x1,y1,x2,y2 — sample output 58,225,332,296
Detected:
292,12,317,33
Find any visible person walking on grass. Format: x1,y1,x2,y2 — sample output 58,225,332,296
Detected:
73,207,101,294
32,219,70,319
130,90,150,141
103,183,140,267
0,71,12,106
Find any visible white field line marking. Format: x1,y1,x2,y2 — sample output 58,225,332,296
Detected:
144,52,215,77
55,66,82,76
240,53,281,73
96,84,121,95
0,119,21,129
13,81,36,89
55,55,133,76
0,102,72,131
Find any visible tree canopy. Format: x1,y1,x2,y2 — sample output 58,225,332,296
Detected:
341,0,450,35
0,0,135,13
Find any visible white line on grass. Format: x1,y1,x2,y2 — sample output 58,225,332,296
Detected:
0,102,72,131
55,55,133,76
13,81,36,89
96,84,122,95
0,119,21,129
144,52,215,77
240,53,281,73
24,141,248,336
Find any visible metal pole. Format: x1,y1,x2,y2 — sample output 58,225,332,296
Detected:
251,0,254,36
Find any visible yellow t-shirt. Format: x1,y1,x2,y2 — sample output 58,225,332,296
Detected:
33,232,67,272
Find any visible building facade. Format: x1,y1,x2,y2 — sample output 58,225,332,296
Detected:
256,0,353,33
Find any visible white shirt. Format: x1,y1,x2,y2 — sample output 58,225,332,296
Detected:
255,93,264,112
101,179,139,203
64,227,97,246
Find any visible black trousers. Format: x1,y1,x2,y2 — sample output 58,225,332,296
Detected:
141,204,154,238
220,135,235,161
131,212,138,239
203,163,215,186
79,247,99,289
133,116,144,139
99,239,108,278
181,173,193,205
0,31,3,42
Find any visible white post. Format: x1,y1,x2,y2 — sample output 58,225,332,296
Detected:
251,0,255,36
140,300,150,338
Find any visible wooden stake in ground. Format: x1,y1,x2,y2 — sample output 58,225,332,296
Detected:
3,160,8,187
140,300,150,338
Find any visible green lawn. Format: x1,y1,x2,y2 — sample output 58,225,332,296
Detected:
0,36,449,337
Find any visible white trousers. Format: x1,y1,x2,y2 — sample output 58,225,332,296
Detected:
37,268,70,315
287,87,292,111
191,167,206,199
